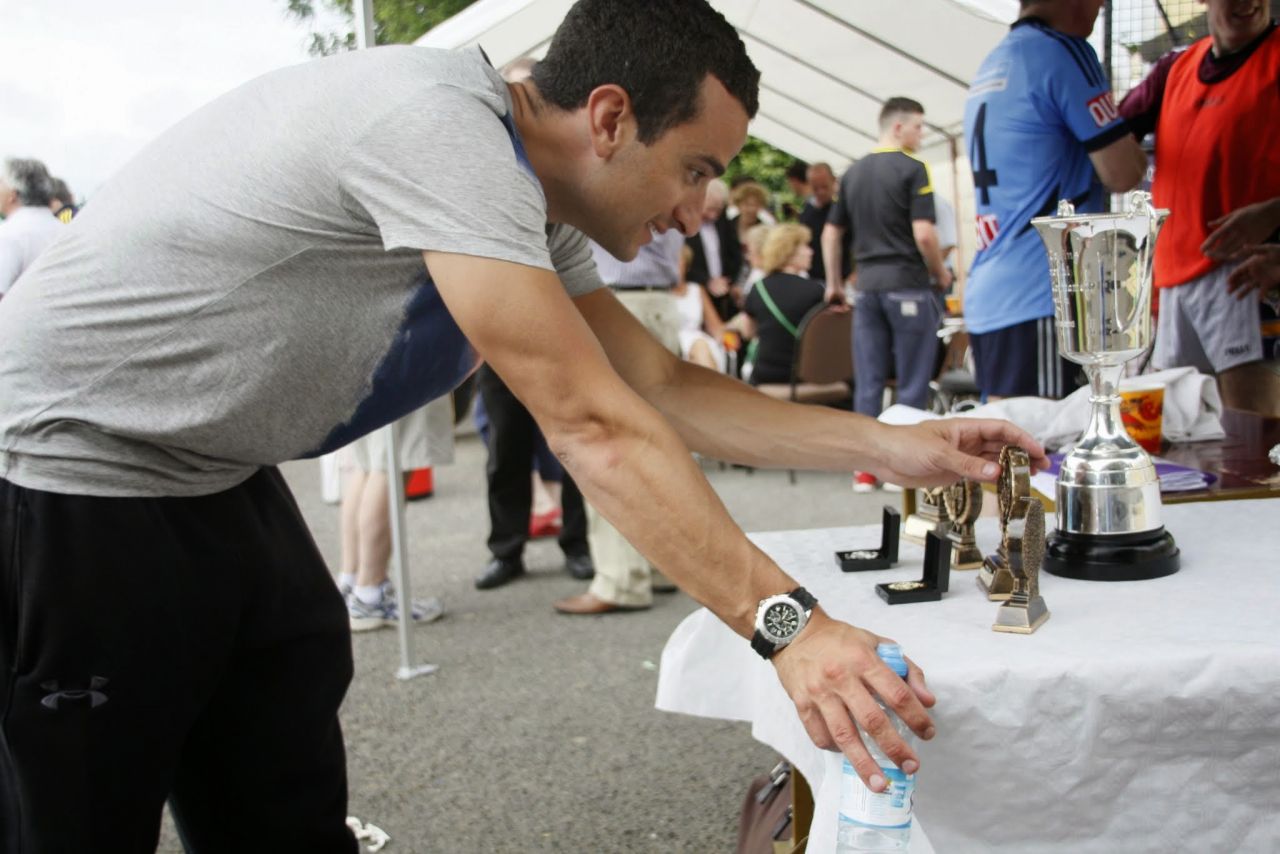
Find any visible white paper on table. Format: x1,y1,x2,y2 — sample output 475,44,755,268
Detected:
880,367,1225,451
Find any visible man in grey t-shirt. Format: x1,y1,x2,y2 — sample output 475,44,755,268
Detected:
0,1,1045,848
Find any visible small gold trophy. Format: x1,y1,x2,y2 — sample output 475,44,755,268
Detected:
977,446,1032,601
942,479,984,570
903,486,948,545
994,500,1051,633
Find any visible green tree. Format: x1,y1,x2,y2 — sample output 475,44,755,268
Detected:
725,136,805,220
284,0,477,54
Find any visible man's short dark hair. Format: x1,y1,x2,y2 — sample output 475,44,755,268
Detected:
532,0,760,145
786,161,810,183
879,97,925,129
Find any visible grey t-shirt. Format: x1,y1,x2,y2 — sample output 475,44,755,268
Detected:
0,46,604,496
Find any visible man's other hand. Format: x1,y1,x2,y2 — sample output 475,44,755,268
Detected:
1226,244,1280,298
772,611,935,792
1202,199,1280,261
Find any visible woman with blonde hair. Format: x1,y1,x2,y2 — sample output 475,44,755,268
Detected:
739,223,826,385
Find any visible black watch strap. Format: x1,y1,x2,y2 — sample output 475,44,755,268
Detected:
790,586,818,610
751,587,818,660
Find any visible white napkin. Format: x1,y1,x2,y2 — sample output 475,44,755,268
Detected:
880,367,1225,451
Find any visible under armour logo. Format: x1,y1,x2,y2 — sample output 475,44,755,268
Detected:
40,676,110,711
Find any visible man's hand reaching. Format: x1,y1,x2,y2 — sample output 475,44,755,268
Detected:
772,611,935,792
865,418,1049,488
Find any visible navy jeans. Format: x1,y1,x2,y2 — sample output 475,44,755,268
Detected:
853,288,942,417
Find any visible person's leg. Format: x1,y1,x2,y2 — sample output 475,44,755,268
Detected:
576,506,653,609
167,469,356,853
339,467,367,585
853,290,892,417
887,288,942,410
1177,265,1271,414
355,469,391,588
557,290,670,611
1218,361,1280,415
477,365,535,563
0,471,355,852
1034,316,1084,400
531,473,560,517
1151,280,1214,374
558,473,588,559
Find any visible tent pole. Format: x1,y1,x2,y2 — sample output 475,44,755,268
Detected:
358,0,435,681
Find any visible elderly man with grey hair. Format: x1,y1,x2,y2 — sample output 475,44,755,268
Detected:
685,177,743,320
0,157,62,296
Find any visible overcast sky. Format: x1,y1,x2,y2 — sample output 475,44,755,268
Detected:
1,0,345,199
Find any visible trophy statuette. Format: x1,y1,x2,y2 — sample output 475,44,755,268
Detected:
977,446,1031,601
993,500,1051,634
1031,191,1179,581
903,486,948,545
942,479,984,570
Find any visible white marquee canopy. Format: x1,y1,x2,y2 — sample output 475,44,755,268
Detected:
418,0,1021,172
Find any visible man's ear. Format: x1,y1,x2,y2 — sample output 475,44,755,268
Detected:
585,84,634,159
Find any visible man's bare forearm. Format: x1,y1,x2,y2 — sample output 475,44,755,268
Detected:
645,358,882,471
821,224,845,296
547,377,802,636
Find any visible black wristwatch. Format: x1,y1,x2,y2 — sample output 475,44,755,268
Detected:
751,587,818,659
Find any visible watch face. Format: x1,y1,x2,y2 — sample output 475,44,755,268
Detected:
763,602,801,640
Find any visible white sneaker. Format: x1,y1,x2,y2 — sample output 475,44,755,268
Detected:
347,582,445,632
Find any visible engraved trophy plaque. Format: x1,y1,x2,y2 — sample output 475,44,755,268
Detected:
977,446,1031,600
942,479,984,570
1032,191,1179,581
994,500,1051,634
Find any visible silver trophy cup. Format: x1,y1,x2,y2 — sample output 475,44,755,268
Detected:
1031,191,1180,581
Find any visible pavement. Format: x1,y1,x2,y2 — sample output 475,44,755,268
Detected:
157,428,897,853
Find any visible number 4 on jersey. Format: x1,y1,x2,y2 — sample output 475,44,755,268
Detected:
970,103,998,205
970,102,1000,250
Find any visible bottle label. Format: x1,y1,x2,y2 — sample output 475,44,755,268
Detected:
839,758,914,829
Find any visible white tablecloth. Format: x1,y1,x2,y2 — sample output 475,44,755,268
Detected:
656,499,1280,853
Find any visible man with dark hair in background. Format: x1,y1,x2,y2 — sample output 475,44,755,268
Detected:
0,157,61,295
0,1,1044,849
822,98,952,492
782,159,809,219
962,0,1147,400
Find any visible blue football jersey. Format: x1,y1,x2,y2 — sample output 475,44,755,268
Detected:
962,19,1129,334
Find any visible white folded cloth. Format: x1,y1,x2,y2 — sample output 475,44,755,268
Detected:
880,367,1225,451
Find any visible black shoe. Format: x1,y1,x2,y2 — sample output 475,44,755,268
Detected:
564,553,595,581
475,557,526,590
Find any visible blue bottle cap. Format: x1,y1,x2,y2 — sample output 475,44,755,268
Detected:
876,643,909,678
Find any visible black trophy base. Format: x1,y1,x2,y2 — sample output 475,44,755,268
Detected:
1043,527,1180,581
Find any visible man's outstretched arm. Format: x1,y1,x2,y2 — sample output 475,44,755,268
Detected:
572,286,1046,484
426,250,937,792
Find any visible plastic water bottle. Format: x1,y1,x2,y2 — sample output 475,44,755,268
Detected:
836,643,915,851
